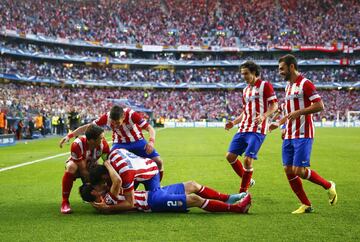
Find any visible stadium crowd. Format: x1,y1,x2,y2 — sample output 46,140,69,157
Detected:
1,0,358,47
1,83,359,135
1,58,358,84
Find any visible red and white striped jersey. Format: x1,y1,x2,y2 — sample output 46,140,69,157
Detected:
109,148,159,193
238,79,277,135
103,190,151,212
93,108,149,144
68,136,110,164
284,75,321,139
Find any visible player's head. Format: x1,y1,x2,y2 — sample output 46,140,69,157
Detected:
85,124,104,147
79,184,102,202
278,54,298,81
240,61,261,84
90,164,110,185
110,105,124,127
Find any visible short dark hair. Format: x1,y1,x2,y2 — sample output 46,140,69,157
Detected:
240,61,261,77
89,165,109,185
110,105,124,121
85,124,104,141
79,184,96,202
278,54,298,70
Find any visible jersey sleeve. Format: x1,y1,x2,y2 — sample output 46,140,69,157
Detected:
303,80,321,102
93,113,108,126
120,170,136,193
70,142,83,162
264,82,278,104
130,110,149,129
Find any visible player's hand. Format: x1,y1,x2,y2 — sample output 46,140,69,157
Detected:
59,136,69,148
144,140,154,154
287,110,302,121
225,121,234,130
268,122,279,132
92,202,112,213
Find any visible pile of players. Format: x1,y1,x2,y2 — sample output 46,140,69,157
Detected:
59,54,337,215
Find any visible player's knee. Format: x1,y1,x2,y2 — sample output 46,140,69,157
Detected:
294,167,306,178
243,156,253,168
186,194,203,207
184,181,201,193
65,161,78,174
226,152,236,163
284,166,293,175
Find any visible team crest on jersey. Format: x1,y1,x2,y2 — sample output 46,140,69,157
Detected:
96,150,101,156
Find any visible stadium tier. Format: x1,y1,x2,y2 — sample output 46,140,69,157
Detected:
1,0,359,47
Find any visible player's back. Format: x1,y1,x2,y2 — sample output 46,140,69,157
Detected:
109,148,159,181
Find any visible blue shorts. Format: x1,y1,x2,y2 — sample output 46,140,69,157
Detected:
228,132,265,159
111,139,160,159
282,138,313,167
147,183,188,212
141,173,161,191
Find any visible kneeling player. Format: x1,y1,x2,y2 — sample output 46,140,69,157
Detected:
61,124,110,214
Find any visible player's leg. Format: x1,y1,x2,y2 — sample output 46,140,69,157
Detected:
239,133,265,192
61,160,78,214
226,133,247,178
293,139,337,205
283,139,312,213
183,181,230,202
187,193,251,213
143,173,161,191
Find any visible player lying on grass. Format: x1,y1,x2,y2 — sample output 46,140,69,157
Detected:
80,161,251,214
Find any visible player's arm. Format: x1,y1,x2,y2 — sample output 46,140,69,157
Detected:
59,123,91,148
288,81,324,121
225,112,244,130
104,160,122,195
91,189,135,213
143,124,156,154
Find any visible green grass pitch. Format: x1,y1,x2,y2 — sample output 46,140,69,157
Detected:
0,128,360,241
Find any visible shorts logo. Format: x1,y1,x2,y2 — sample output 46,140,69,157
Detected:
302,160,307,164
167,201,179,207
250,152,255,155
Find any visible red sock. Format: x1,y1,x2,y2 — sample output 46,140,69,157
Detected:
305,169,331,189
62,172,74,203
287,173,311,206
201,199,230,212
229,159,244,177
240,168,253,193
196,186,230,202
159,170,164,181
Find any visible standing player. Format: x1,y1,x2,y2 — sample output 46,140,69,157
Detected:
61,124,110,214
270,54,337,214
225,61,278,192
59,105,164,180
89,148,161,207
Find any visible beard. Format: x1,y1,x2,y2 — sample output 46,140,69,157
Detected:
283,72,291,81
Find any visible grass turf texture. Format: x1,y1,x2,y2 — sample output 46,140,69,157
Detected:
0,128,359,241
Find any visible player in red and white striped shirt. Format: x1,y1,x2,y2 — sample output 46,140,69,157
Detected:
270,54,337,214
59,105,164,180
225,61,278,193
80,164,252,214
60,124,110,214
89,148,161,208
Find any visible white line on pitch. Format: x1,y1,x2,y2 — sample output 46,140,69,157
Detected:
0,152,69,173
